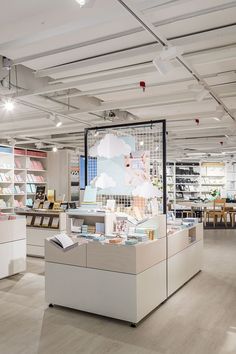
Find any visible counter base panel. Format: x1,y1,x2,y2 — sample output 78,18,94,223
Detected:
0,239,26,279
168,240,203,296
45,260,166,324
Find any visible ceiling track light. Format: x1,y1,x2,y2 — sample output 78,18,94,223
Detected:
35,142,44,149
48,113,62,128
7,138,16,146
152,46,181,76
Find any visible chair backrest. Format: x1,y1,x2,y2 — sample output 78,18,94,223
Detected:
214,198,226,211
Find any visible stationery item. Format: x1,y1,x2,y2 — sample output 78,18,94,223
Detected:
93,235,106,242
33,200,41,209
34,216,42,227
42,216,50,227
51,217,59,228
83,186,97,203
109,237,122,244
95,222,105,234
43,201,51,209
50,233,77,251
125,239,138,245
47,190,55,202
26,215,33,226
106,199,116,211
35,186,46,201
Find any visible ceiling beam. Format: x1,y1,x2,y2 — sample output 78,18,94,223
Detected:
11,1,236,66
116,0,236,122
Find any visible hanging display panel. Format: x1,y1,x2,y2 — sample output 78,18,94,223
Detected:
84,120,166,216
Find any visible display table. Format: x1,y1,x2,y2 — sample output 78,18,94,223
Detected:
45,215,203,325
16,210,66,257
0,216,26,279
167,222,203,296
45,213,167,325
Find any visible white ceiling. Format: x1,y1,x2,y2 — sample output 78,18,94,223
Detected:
0,0,235,159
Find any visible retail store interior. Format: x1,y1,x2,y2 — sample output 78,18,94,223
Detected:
0,1,236,354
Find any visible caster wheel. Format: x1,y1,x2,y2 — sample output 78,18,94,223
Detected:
130,323,137,328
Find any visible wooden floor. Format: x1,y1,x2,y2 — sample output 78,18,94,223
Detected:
1,230,236,354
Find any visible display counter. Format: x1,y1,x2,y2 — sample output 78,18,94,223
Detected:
45,212,203,325
167,222,203,296
0,215,26,279
45,213,167,325
16,210,66,257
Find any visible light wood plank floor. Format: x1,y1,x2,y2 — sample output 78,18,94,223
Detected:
0,230,236,354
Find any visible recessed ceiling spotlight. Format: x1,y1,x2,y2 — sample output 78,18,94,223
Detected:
75,0,95,8
52,146,58,152
139,141,144,146
4,99,15,111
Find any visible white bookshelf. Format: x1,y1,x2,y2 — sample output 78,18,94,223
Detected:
167,162,175,203
0,145,14,212
200,162,226,199
175,162,200,202
14,148,48,209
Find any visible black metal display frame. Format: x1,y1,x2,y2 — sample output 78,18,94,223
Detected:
84,119,167,214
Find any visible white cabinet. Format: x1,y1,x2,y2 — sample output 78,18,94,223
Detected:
0,217,26,279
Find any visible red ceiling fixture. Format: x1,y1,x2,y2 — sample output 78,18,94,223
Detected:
139,81,146,92
195,119,200,125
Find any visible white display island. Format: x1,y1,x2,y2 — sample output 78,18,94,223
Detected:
45,212,203,325
0,216,26,279
45,213,167,325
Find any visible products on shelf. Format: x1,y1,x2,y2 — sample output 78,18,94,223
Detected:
14,158,23,169
26,174,45,183
14,174,24,183
0,172,12,182
0,186,14,194
26,198,33,207
14,199,24,208
0,162,12,169
26,158,45,170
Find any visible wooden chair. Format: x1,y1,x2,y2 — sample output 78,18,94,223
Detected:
205,198,227,227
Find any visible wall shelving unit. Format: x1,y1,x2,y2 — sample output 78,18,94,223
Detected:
0,146,47,212
0,145,14,212
168,161,233,205
175,162,201,202
14,148,47,208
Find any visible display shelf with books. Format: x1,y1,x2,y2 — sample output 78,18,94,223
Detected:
226,162,236,200
13,148,48,208
16,210,66,257
175,162,200,202
167,162,175,203
200,162,226,199
0,145,14,212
